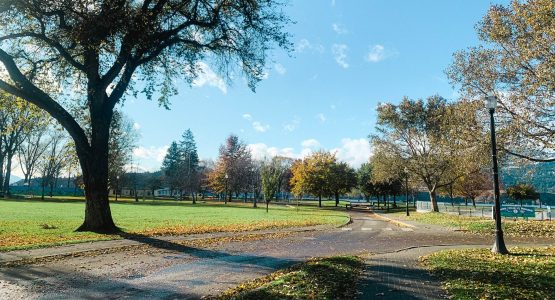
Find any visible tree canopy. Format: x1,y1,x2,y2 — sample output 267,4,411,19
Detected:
0,0,291,232
447,0,555,161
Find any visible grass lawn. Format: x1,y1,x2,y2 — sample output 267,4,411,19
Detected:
0,198,349,251
391,212,555,238
215,256,365,300
422,247,555,300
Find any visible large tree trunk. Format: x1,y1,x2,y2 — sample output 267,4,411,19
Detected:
335,192,339,207
76,114,117,233
429,190,439,212
318,194,322,207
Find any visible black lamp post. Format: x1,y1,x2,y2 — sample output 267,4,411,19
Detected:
485,92,509,255
224,173,229,204
115,175,119,202
404,167,410,217
252,167,257,208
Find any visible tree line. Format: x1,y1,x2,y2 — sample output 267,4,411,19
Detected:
0,91,137,200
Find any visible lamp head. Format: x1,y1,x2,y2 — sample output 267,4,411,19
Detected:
485,92,497,110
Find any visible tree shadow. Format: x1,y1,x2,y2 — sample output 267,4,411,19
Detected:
116,232,298,269
357,259,448,300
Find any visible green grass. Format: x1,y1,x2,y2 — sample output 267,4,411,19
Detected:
423,247,555,300
0,198,349,251
216,256,365,300
391,212,555,238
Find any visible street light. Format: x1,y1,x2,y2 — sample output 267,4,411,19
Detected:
485,92,509,255
224,173,229,204
115,175,120,202
251,167,257,208
404,166,409,217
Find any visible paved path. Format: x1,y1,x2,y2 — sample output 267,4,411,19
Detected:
0,211,552,299
357,246,476,300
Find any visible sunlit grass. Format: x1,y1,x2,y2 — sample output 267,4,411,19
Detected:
0,198,349,251
423,247,555,299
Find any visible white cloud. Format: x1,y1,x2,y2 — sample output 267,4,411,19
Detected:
296,39,325,54
192,62,227,94
301,139,321,149
283,117,301,132
274,63,287,75
242,114,270,133
133,122,141,130
247,138,372,168
331,138,373,168
133,146,169,163
365,44,397,63
252,121,270,133
248,143,298,161
317,113,327,123
332,44,349,68
242,113,253,121
332,23,348,35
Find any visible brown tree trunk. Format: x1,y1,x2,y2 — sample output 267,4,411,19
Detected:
335,192,339,207
75,115,117,233
3,153,13,197
429,190,439,212
318,194,322,207
471,198,476,208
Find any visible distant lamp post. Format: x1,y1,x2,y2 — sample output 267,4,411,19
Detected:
224,173,229,204
485,92,509,255
115,175,120,202
404,167,410,217
251,167,257,208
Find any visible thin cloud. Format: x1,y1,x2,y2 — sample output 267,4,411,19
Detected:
332,44,349,68
192,62,227,94
365,44,397,63
332,23,348,35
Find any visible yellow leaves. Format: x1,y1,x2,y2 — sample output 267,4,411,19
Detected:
424,247,555,300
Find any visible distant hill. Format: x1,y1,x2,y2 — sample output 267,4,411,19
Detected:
501,161,555,193
9,175,22,184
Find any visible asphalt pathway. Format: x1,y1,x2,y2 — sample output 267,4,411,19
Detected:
0,211,552,299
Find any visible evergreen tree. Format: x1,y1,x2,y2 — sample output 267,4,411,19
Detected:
179,129,200,202
162,141,182,196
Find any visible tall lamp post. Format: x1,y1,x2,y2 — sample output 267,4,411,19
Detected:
485,92,509,255
404,167,410,217
224,173,229,205
115,175,119,202
252,167,257,208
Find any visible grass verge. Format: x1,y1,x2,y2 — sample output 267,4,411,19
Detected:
391,212,555,238
422,247,555,300
0,198,349,251
214,256,365,300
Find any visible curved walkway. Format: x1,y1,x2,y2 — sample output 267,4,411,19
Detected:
0,211,552,299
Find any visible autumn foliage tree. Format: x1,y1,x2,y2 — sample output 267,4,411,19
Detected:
0,0,291,232
447,0,555,162
372,96,490,212
209,134,253,202
507,183,539,207
289,151,353,207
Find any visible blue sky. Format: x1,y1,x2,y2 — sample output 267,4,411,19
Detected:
125,0,510,172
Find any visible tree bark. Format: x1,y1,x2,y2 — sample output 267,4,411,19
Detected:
3,152,13,197
318,194,322,207
335,193,339,207
75,114,117,233
429,190,439,212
